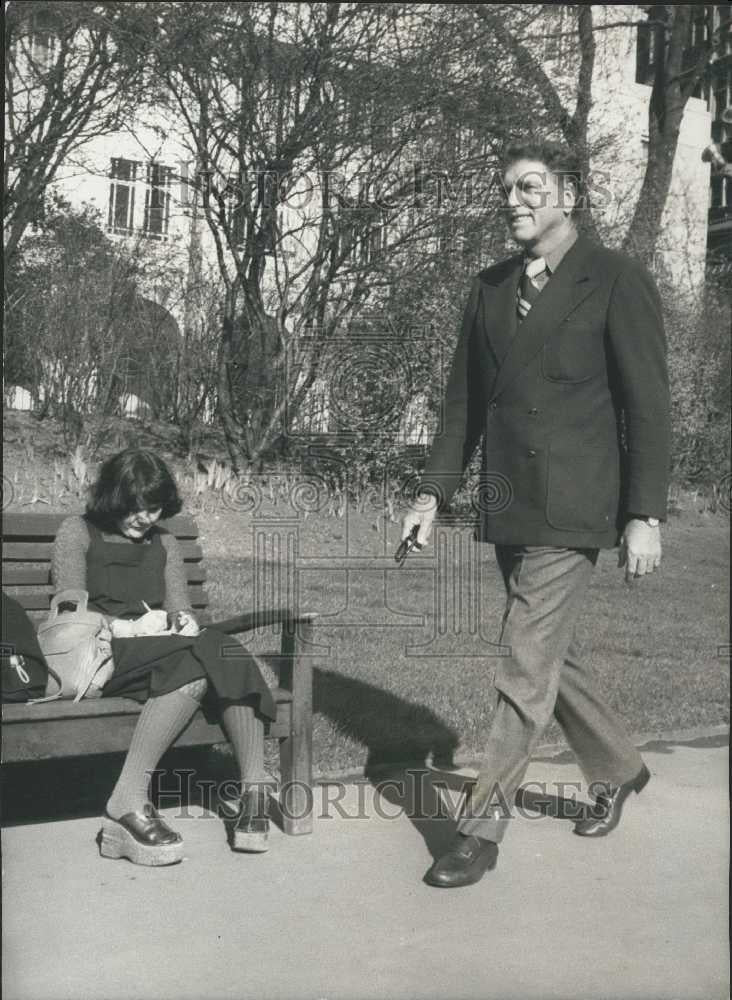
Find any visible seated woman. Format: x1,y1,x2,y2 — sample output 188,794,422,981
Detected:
52,447,274,866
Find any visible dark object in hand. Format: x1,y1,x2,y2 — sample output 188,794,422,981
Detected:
395,525,423,567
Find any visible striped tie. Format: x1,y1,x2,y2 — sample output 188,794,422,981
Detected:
516,256,547,320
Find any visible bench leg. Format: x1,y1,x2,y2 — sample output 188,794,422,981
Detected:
278,620,314,835
279,733,313,835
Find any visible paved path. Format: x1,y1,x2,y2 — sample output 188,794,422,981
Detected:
2,738,728,1000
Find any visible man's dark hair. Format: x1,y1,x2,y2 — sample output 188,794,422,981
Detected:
501,139,584,213
85,448,182,532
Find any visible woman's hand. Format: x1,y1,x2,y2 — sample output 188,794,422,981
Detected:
169,611,200,636
135,609,170,634
108,606,199,638
109,618,136,638
110,610,170,637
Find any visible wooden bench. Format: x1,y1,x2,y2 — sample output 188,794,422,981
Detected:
1,512,315,835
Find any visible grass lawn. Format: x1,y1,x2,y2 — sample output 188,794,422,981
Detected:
2,410,728,781
198,504,730,777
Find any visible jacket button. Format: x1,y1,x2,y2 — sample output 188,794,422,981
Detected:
489,401,497,411
528,450,536,458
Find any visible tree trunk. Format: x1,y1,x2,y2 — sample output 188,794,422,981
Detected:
622,6,695,263
217,289,251,472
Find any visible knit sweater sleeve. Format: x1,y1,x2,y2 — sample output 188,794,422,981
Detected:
51,516,90,593
160,533,193,614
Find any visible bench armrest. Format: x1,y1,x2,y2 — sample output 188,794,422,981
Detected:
209,609,317,635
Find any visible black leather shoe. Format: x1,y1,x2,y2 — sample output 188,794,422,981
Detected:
574,764,651,838
424,834,498,888
99,804,183,865
223,789,270,853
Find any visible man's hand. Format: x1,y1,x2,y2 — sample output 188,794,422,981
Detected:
401,492,439,549
618,519,662,583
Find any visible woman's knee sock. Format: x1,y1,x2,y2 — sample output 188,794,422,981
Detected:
106,679,208,819
220,702,266,790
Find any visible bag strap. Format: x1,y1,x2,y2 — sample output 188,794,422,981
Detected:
49,590,89,616
32,589,94,703
28,661,64,703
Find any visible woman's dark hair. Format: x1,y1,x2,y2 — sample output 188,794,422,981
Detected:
500,139,584,214
85,448,182,532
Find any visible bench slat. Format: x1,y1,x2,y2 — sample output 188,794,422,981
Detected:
2,565,207,586
3,540,204,562
2,688,292,723
11,587,209,612
1,512,200,540
2,696,292,759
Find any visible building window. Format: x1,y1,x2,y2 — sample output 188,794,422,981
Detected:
635,13,658,86
230,201,247,248
711,78,729,142
29,9,58,73
335,213,358,264
225,173,248,247
717,7,732,58
366,222,387,261
692,9,708,50
108,158,138,234
143,163,173,238
543,8,571,67
357,212,389,265
710,172,732,214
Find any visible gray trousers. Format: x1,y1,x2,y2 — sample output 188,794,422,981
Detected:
458,545,644,843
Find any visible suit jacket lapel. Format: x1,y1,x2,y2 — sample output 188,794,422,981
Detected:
474,254,523,378
489,236,597,401
481,256,522,368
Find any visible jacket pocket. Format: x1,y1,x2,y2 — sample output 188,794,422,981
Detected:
480,442,548,524
542,320,606,383
545,440,619,532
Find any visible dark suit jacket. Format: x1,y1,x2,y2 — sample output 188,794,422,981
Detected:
421,234,671,549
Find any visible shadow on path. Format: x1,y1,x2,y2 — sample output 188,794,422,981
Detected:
313,667,459,773
9,664,717,834
2,668,461,832
1,745,235,827
534,730,729,766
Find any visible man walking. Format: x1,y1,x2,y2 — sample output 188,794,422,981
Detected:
401,140,670,888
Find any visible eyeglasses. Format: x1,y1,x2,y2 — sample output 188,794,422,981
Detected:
394,525,423,567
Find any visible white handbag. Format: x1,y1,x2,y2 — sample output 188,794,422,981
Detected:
35,590,114,702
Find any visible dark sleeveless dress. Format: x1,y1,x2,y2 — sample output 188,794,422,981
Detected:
84,521,276,721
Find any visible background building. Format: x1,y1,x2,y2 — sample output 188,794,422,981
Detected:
4,4,723,437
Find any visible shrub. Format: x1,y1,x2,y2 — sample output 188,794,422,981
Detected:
663,276,731,488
